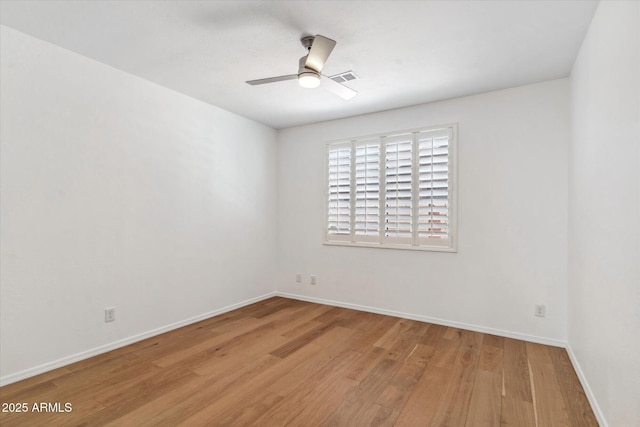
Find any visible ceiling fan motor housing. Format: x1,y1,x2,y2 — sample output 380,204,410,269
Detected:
298,56,317,75
297,56,320,88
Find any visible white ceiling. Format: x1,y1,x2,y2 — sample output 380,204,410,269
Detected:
0,0,598,129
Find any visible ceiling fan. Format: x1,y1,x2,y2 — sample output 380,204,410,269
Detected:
246,35,357,100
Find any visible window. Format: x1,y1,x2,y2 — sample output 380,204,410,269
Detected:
326,124,457,252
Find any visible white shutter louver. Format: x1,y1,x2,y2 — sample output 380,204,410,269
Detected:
354,142,380,240
327,145,351,239
384,135,413,242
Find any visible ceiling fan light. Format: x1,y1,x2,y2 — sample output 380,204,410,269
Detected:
298,72,320,88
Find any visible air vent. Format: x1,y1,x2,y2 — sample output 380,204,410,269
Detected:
330,71,359,83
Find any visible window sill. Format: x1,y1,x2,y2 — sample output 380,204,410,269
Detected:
323,240,457,253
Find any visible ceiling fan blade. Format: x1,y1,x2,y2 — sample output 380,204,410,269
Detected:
305,35,336,73
246,75,297,85
321,75,357,100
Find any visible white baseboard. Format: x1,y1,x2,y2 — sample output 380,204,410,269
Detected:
565,344,608,427
0,292,277,387
276,292,567,348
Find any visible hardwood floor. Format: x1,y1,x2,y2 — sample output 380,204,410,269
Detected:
0,297,598,426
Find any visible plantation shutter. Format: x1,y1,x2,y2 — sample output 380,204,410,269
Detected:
327,144,351,241
417,129,452,246
325,124,456,251
384,134,413,244
354,141,381,241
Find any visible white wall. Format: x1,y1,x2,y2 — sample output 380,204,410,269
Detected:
0,26,278,383
568,1,640,426
277,79,569,344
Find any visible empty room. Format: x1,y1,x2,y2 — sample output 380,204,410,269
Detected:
0,1,638,426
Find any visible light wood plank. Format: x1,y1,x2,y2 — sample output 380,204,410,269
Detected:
466,370,502,426
501,396,536,427
526,342,571,427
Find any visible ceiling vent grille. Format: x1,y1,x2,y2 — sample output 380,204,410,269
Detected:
330,71,359,83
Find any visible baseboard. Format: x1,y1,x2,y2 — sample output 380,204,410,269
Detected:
0,292,277,387
565,344,608,427
276,292,567,348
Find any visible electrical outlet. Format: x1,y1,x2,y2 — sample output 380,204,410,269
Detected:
310,275,316,285
105,307,116,323
535,304,546,317
296,273,302,283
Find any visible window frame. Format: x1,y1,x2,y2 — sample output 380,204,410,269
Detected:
324,123,458,253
